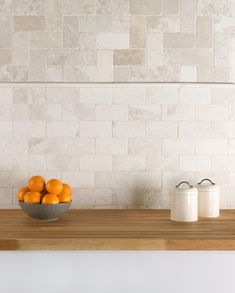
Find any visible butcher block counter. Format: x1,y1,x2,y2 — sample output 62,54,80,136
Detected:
1,209,235,250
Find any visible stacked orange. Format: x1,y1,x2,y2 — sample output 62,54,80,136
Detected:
18,176,72,204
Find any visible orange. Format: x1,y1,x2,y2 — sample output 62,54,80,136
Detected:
28,176,45,192
17,186,30,202
24,191,41,204
60,183,72,196
42,194,59,204
58,192,72,203
46,179,63,195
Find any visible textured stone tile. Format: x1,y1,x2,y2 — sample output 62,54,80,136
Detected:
31,32,62,48
97,50,113,82
147,16,180,33
63,0,95,14
198,0,230,16
146,87,178,104
129,105,161,121
113,15,130,32
96,138,128,155
97,33,129,49
0,16,12,48
96,105,128,121
12,32,29,66
163,33,196,48
147,33,163,66
130,16,146,48
130,0,162,15
29,49,45,81
198,67,230,82
113,49,145,65
164,0,179,15
113,66,130,82
63,16,79,48
0,50,11,65
181,49,213,66
80,15,112,32
180,0,196,32
214,33,229,66
96,0,112,14
14,16,45,31
129,138,161,155
197,16,212,48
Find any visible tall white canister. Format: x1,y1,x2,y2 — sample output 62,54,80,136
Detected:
197,178,220,218
171,181,198,222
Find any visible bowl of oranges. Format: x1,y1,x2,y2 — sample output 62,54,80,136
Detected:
18,176,72,221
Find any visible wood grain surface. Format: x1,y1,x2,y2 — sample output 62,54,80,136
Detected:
1,209,235,250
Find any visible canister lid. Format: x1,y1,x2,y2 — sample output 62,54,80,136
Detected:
197,178,219,191
175,181,198,195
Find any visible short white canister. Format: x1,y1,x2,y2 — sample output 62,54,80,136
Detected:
171,181,198,222
197,179,220,218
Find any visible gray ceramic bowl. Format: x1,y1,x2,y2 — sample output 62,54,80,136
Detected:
19,201,71,221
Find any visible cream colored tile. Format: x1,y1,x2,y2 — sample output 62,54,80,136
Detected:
46,15,62,31
164,0,179,15
0,16,12,48
63,104,95,121
63,65,96,82
147,16,180,33
181,49,213,66
130,16,146,48
130,0,162,15
96,105,128,121
97,50,113,82
113,49,145,65
31,32,62,48
96,138,128,155
47,121,79,137
96,0,112,14
163,33,196,48
0,88,13,103
180,0,196,32
113,15,130,32
80,155,112,171
80,121,112,137
46,0,62,15
29,50,45,81
180,66,197,82
113,66,130,82
198,67,230,82
80,88,112,104
214,33,229,66
112,0,129,16
63,0,95,14
12,32,29,66
198,0,230,16
80,15,112,32
147,33,163,66
129,105,161,121
14,16,45,31
96,33,129,49
129,138,161,155
0,50,11,65
146,87,178,104
113,121,145,137
63,16,79,48
113,88,145,104
197,16,212,48
46,65,63,82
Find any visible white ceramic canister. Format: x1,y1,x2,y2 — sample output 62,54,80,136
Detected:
171,181,198,222
197,178,220,218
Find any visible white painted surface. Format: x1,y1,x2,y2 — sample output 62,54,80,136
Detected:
0,252,234,293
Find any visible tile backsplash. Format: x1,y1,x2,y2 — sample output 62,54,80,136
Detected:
0,0,234,82
1,83,235,209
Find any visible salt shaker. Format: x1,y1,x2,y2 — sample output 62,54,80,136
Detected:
171,181,198,222
197,179,220,218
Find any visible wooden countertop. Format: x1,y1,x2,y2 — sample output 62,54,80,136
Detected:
2,209,235,250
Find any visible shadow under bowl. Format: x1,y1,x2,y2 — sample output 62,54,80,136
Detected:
19,201,71,221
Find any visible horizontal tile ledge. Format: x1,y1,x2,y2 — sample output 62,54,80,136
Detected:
0,82,234,88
